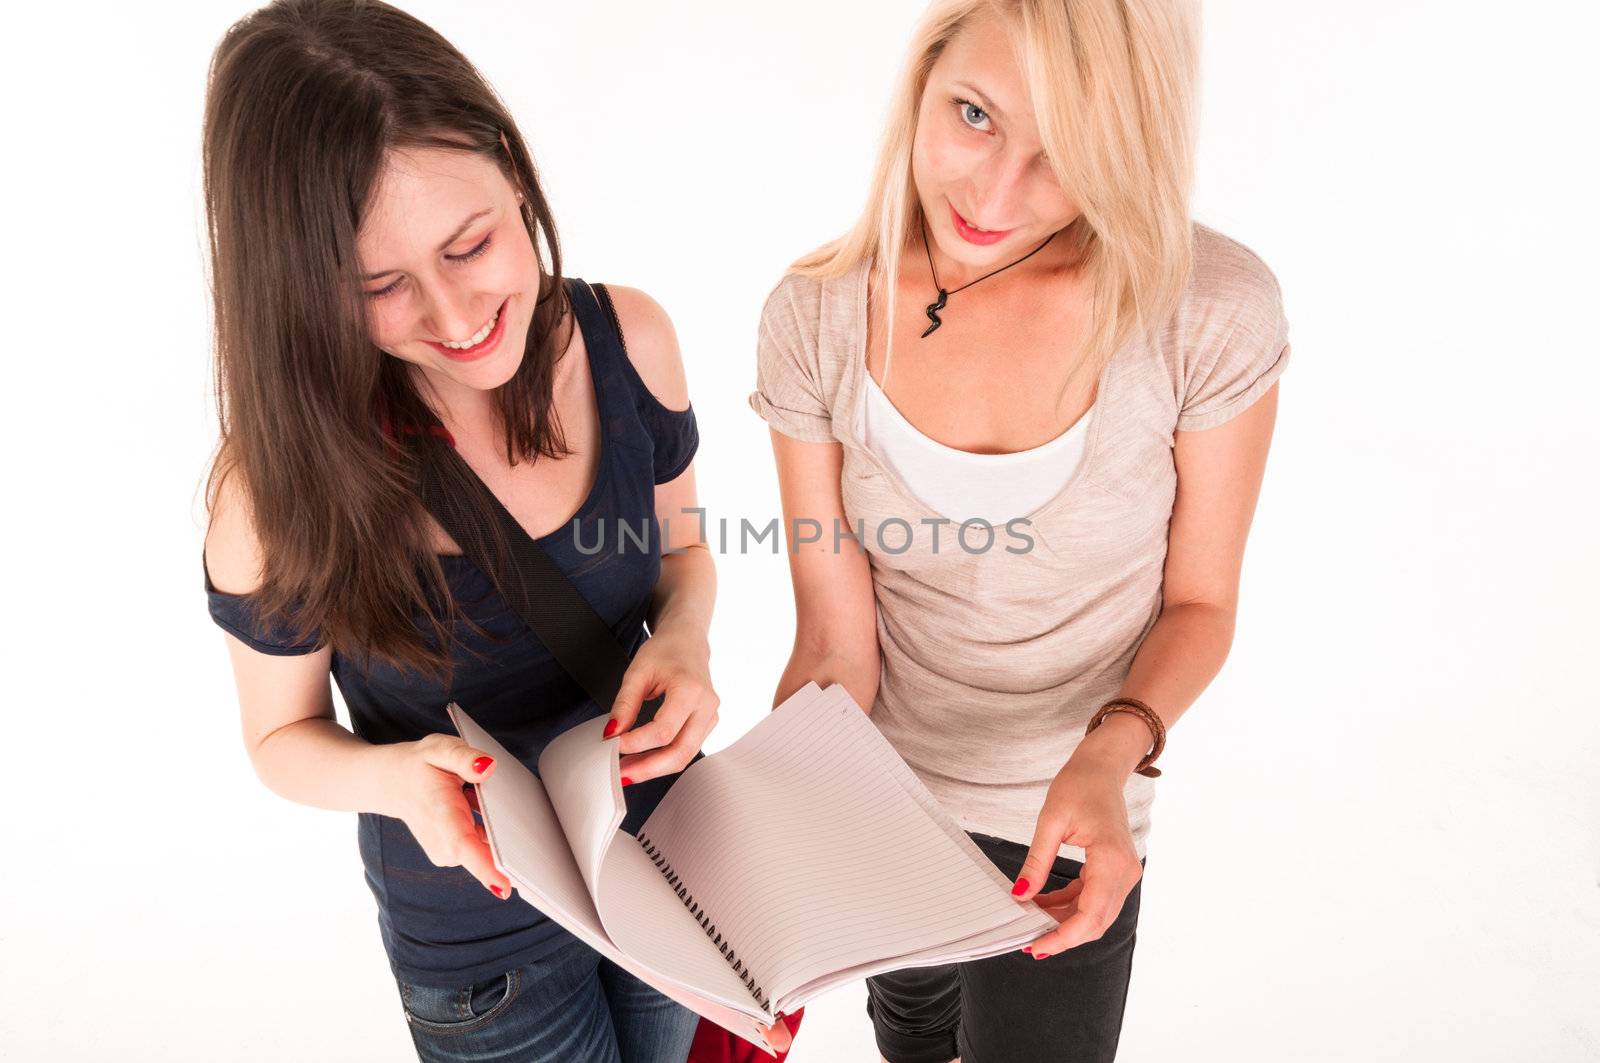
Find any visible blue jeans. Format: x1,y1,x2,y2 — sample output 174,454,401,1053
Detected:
396,935,700,1062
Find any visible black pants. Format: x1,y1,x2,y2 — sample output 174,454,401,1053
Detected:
865,833,1145,1063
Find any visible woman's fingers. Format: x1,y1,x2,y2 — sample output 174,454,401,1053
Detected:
1034,877,1086,914
616,731,698,784
418,733,497,784
458,831,511,900
606,661,661,741
411,758,508,900
1011,805,1072,903
446,797,511,900
609,667,720,782
614,703,687,756
617,695,718,783
1025,853,1140,956
615,674,719,756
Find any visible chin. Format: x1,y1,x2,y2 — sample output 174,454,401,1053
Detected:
948,223,1058,267
456,348,524,391
401,342,524,396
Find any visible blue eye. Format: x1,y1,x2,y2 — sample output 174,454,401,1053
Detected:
364,235,494,300
955,98,991,131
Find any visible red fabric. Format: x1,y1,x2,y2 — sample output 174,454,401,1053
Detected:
687,1009,803,1062
376,407,456,448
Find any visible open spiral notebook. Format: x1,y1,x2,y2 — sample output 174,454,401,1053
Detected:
448,681,1057,1056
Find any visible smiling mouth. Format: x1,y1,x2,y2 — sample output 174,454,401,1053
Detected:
425,296,511,361
439,301,505,349
951,204,1012,236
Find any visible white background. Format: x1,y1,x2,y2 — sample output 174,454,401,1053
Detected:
3,1,1597,1060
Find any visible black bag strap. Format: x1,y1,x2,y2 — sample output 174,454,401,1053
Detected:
419,446,631,712
415,281,633,713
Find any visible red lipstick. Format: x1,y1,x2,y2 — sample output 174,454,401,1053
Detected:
425,297,510,363
948,202,1013,246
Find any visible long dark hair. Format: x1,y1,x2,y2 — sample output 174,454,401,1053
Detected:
201,0,570,681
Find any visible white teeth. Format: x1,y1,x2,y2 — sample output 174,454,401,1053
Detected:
441,307,499,349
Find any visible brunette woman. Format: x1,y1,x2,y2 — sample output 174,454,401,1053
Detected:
199,1,729,1058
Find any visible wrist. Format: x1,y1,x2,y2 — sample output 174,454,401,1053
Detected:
362,741,417,820
1071,712,1152,778
650,613,712,660
249,720,417,818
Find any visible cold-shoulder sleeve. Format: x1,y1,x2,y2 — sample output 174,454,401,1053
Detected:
748,272,835,443
640,398,700,484
204,552,323,656
1176,241,1292,432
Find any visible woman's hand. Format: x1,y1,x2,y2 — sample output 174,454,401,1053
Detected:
1010,753,1142,959
377,734,511,900
604,625,720,784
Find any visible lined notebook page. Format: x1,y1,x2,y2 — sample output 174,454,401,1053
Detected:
781,909,1057,1010
449,705,779,1047
638,683,1052,1006
597,833,771,1016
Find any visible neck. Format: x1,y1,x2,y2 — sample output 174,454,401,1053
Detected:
921,214,1081,286
916,228,1074,293
409,364,499,445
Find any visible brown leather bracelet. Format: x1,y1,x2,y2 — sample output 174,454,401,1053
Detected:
1086,697,1166,778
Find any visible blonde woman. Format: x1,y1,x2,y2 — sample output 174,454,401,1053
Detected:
749,1,1288,1060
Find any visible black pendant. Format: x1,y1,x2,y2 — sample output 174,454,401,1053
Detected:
921,288,949,338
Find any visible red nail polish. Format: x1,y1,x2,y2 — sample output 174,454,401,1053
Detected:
620,776,634,787
1022,945,1033,953
472,756,493,774
490,883,504,897
1011,878,1030,896
603,719,619,739
1034,952,1050,960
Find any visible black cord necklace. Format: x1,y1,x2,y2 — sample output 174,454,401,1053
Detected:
919,215,1058,338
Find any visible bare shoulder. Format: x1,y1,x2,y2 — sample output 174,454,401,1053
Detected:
602,284,690,412
204,465,266,595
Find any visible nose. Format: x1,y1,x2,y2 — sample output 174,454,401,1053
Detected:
964,146,1034,227
421,277,485,343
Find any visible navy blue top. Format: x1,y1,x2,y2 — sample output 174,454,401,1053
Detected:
204,278,700,988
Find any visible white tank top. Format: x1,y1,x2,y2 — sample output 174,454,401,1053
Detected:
861,373,1093,525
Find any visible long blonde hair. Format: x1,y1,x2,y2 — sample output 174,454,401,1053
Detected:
794,0,1200,397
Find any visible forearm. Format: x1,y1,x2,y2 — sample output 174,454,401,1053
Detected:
648,542,717,653
1071,601,1237,776
776,639,880,714
249,717,404,817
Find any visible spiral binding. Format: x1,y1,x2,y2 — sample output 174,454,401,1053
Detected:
637,832,772,1013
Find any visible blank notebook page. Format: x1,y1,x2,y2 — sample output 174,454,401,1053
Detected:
447,704,608,937
638,683,1042,1005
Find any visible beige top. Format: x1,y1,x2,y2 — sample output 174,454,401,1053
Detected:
748,222,1291,861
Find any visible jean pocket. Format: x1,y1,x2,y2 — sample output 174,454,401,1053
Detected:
399,969,521,1035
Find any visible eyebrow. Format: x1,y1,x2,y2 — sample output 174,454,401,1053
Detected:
952,81,1006,120
361,207,494,281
